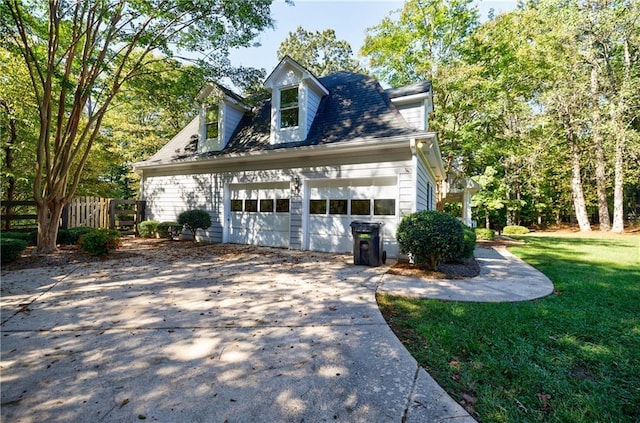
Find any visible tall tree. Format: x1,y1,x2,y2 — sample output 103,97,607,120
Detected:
1,0,276,252
277,26,361,76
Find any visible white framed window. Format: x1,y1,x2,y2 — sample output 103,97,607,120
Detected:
205,105,219,140
279,87,299,128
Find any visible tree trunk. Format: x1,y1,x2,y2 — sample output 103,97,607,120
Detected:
485,207,490,229
591,65,611,231
569,135,592,232
611,130,625,233
36,199,66,253
611,39,631,233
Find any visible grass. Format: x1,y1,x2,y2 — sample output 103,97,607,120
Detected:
377,233,640,422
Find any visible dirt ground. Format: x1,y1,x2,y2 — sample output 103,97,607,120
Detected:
2,236,512,281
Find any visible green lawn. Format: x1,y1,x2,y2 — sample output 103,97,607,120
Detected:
377,233,640,422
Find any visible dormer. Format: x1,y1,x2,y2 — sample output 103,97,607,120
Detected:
385,82,434,131
196,83,250,154
264,56,329,145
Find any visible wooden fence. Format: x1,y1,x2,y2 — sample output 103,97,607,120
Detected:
1,197,145,233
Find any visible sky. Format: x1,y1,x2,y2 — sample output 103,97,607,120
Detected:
228,0,518,73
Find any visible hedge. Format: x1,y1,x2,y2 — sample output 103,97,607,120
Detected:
1,238,28,263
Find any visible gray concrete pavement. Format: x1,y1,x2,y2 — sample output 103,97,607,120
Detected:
1,243,475,423
378,245,555,302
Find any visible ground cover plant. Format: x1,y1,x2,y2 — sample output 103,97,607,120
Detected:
378,233,640,422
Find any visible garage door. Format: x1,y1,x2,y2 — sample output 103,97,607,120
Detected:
308,177,398,254
229,183,290,248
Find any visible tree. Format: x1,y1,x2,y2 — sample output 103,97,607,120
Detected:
277,26,361,77
1,0,277,252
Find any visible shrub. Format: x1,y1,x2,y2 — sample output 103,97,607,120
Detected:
157,221,180,239
396,210,464,270
177,210,211,240
475,228,495,240
57,226,94,245
503,225,530,235
79,229,121,255
1,231,37,246
458,226,477,260
1,238,28,263
137,220,159,238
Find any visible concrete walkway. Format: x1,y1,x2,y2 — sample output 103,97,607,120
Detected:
1,243,475,423
378,245,554,302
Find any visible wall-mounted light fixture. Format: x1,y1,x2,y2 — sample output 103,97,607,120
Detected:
417,141,424,149
293,176,300,194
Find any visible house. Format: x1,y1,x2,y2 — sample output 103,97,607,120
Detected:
134,56,473,258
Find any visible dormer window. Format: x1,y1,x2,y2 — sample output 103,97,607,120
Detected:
206,106,219,140
279,87,299,128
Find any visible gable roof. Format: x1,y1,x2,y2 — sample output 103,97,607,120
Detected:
263,55,329,96
135,72,435,168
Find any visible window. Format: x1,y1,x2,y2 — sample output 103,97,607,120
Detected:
205,106,219,140
374,199,395,216
279,87,299,128
245,199,258,212
276,199,290,213
231,200,242,212
351,199,370,215
260,199,274,212
310,200,327,214
329,199,348,215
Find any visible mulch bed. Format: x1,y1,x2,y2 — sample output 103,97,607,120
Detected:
387,257,481,280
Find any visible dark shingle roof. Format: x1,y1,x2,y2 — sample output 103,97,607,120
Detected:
139,72,430,166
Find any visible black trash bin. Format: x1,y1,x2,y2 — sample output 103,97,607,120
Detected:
350,221,386,266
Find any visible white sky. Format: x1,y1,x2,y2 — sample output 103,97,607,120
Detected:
228,0,518,73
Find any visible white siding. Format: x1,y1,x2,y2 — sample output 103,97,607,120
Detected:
397,103,425,130
415,156,437,211
305,88,322,137
222,105,244,146
141,173,222,242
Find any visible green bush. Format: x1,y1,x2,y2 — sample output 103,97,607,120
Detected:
1,231,37,245
157,221,180,239
396,210,464,270
475,228,495,240
57,226,94,245
79,229,121,255
503,225,530,235
137,220,159,238
177,210,211,240
1,238,28,263
458,226,477,260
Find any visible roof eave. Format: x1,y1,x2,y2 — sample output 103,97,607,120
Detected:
133,134,435,173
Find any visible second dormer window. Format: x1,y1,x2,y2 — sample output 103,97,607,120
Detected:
279,87,299,128
206,106,219,140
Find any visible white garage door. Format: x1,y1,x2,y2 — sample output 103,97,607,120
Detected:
229,183,290,248
308,177,398,255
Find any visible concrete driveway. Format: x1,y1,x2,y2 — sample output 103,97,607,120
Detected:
1,241,472,423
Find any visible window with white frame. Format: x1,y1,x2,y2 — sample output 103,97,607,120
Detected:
279,87,299,128
205,105,219,140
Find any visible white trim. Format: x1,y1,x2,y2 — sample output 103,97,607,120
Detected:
135,134,436,172
222,183,230,243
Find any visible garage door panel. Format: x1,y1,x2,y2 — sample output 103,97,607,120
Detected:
229,183,290,248
308,178,398,255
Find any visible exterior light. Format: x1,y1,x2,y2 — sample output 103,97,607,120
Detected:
293,176,300,194
417,141,424,149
